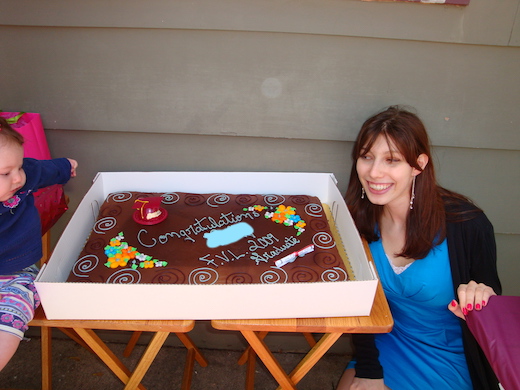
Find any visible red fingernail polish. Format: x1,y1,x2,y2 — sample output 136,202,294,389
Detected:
482,300,487,307
451,300,457,307
462,308,468,316
467,303,473,311
476,303,481,310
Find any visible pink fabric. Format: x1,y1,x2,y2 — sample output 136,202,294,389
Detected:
466,295,520,390
0,112,51,160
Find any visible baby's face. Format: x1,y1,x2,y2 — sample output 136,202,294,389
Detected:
0,142,26,202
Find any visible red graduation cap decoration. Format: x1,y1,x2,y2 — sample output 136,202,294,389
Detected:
132,196,168,225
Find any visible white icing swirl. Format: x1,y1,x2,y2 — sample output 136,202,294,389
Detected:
260,266,288,284
72,255,99,277
263,194,285,206
304,203,323,218
108,192,133,202
321,267,348,282
93,217,117,234
106,269,142,284
161,193,180,204
207,193,230,208
312,232,336,249
189,268,219,285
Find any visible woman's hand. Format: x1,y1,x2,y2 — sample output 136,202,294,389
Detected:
448,280,497,320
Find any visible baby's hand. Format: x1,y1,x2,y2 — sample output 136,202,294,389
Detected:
67,159,78,178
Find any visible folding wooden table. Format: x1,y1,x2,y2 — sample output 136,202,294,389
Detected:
29,307,208,390
211,241,393,390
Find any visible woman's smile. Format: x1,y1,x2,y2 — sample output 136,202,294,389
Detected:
367,182,393,193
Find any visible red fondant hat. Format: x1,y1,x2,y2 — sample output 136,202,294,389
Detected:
133,196,163,219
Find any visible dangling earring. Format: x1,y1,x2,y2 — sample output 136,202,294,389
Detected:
361,187,365,199
410,176,416,210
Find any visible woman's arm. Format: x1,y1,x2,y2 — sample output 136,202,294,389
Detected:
351,334,384,378
447,211,501,319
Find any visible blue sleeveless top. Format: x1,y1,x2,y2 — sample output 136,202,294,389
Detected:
369,237,472,389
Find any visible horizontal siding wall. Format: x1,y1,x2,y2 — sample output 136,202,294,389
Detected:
1,0,519,318
2,0,520,46
1,27,520,150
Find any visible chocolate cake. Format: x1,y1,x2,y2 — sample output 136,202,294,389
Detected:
67,192,349,285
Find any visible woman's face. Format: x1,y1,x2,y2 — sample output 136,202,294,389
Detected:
356,134,422,211
0,141,26,202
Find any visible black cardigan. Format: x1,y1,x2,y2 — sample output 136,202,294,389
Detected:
352,200,502,389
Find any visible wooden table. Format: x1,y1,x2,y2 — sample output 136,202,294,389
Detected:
211,242,393,390
29,307,208,390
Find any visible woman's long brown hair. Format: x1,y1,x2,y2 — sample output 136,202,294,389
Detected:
345,106,477,260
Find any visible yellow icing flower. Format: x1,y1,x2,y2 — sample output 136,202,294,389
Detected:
109,260,119,268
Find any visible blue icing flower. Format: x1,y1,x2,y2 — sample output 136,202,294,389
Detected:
104,246,119,256
289,214,301,223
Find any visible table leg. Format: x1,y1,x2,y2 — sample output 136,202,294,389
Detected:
181,347,196,390
175,332,208,367
238,330,268,365
124,331,170,390
303,332,317,347
245,344,257,390
241,330,297,390
124,331,143,357
73,328,146,390
40,325,52,390
280,332,342,388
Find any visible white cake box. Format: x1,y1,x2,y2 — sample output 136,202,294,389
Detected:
36,172,379,320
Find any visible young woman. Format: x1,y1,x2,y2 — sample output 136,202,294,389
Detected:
337,106,501,390
0,117,77,371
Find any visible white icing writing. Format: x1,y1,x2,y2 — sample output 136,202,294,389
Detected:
250,236,301,265
199,250,247,267
248,233,279,251
137,210,260,247
198,233,300,268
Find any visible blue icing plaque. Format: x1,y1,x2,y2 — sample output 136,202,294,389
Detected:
203,222,254,248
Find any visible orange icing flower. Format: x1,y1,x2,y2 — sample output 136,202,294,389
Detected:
272,213,286,224
142,260,155,268
107,258,120,268
281,205,296,216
